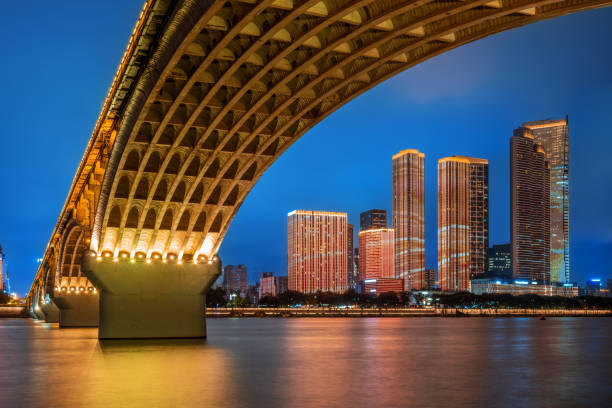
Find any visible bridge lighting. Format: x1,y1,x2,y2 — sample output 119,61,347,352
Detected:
113,258,119,262
96,256,102,261
162,259,167,263
146,259,151,264
177,260,182,265
130,259,135,263
121,253,128,258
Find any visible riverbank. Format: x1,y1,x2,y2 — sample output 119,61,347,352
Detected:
0,306,28,318
206,307,612,318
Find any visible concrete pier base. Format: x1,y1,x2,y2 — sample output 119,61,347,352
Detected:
82,255,221,339
41,301,60,323
32,307,46,320
53,293,99,327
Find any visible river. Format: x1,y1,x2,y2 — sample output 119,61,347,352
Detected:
1,317,610,407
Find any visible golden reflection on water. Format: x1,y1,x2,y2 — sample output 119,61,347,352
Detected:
1,317,611,408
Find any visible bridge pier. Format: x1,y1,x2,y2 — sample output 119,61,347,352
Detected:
41,301,60,323
82,255,221,339
53,292,99,327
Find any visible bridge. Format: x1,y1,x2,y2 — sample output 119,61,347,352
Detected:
27,0,610,338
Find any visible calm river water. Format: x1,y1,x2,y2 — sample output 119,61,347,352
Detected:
1,317,610,407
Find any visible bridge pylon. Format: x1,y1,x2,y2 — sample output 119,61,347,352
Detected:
82,254,221,339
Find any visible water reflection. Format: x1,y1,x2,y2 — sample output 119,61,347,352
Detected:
1,318,611,408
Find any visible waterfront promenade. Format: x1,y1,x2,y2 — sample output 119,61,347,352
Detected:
207,307,611,318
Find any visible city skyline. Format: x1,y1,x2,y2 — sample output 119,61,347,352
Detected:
1,5,612,294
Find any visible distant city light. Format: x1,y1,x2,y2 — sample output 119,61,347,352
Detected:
515,280,530,285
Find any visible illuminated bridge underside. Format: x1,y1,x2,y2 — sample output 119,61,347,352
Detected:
29,0,610,304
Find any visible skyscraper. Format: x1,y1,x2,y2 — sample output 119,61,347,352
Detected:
287,210,348,294
511,127,551,283
347,224,356,289
392,149,425,291
523,118,570,283
358,228,395,282
223,264,248,295
438,156,489,291
360,209,387,231
488,243,512,278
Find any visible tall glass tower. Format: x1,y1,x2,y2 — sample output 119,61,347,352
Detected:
437,156,489,291
392,149,425,291
523,118,570,283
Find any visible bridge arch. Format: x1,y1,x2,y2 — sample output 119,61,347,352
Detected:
89,0,611,263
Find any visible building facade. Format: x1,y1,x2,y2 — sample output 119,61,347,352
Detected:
364,278,404,295
438,156,489,291
223,264,248,295
259,272,275,297
392,149,425,291
471,278,578,297
511,127,551,283
488,244,512,278
347,224,357,289
275,276,288,294
360,209,387,231
288,210,348,294
523,118,570,284
358,228,395,283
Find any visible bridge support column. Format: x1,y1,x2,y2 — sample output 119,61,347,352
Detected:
82,255,221,339
41,301,60,323
53,293,99,327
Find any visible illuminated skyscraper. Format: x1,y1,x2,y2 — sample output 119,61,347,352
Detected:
358,228,395,282
511,127,551,283
392,149,425,291
360,209,387,231
288,210,348,294
523,118,570,283
438,156,489,291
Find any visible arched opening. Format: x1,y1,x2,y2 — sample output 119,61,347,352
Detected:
107,206,122,228
193,212,206,232
189,183,204,204
177,211,190,231
160,210,173,230
144,151,161,172
125,207,140,228
123,150,140,171
185,156,200,176
115,176,130,198
153,180,168,201
134,178,149,200
166,154,181,174
171,181,186,202
143,209,156,229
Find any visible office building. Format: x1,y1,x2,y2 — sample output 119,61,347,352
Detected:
364,278,404,295
275,276,288,294
358,228,395,283
523,118,570,283
288,210,348,293
223,264,248,295
347,224,357,289
471,278,578,297
360,209,387,231
438,156,489,291
392,149,425,291
259,272,275,297
488,244,512,278
511,127,551,283
0,245,4,292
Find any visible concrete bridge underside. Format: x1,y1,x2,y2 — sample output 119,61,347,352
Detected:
27,0,611,337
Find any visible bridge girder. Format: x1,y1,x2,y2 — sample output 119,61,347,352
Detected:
28,0,611,304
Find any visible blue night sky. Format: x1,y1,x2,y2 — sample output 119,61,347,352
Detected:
1,2,611,294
